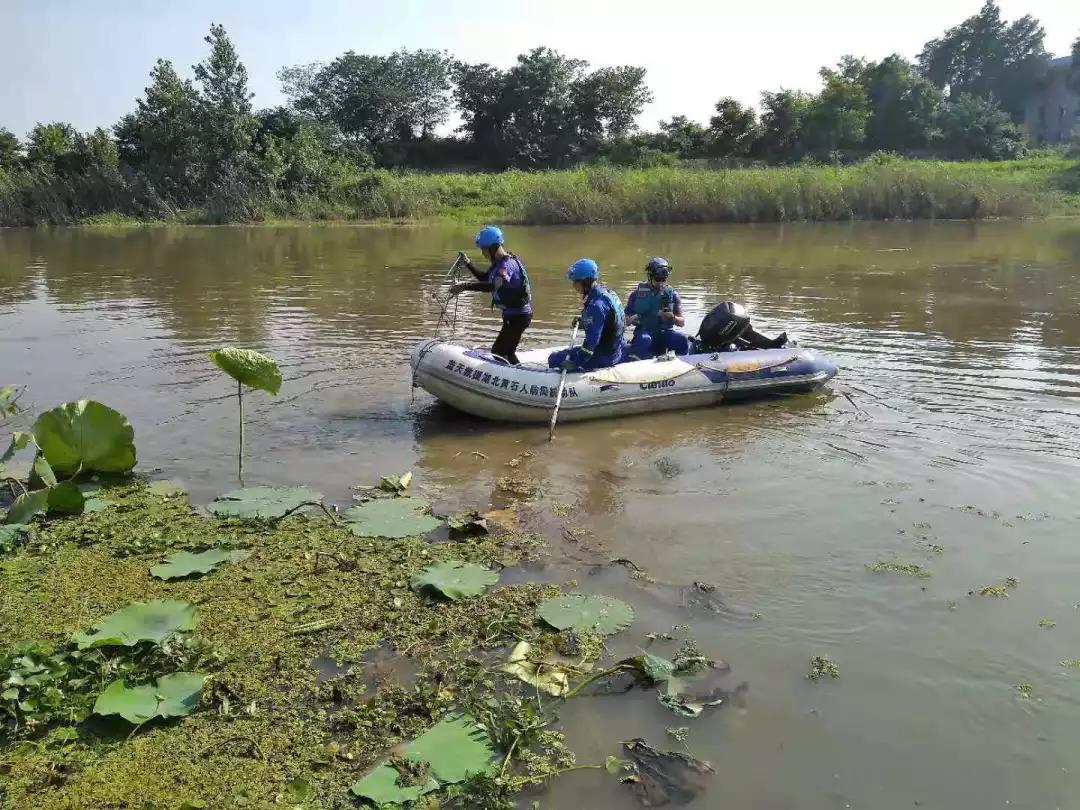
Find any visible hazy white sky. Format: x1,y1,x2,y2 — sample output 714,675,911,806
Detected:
1,0,1076,138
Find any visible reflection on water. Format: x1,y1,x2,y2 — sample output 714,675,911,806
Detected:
2,219,1080,809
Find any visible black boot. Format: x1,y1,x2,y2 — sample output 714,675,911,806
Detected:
769,332,788,348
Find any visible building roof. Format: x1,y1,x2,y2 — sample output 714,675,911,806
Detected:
1049,55,1073,69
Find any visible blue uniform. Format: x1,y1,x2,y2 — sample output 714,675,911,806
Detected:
625,282,691,359
486,254,531,316
548,283,626,372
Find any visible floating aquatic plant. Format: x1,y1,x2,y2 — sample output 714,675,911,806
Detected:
411,561,499,601
207,486,321,520
537,594,634,636
73,599,197,649
150,548,251,580
343,497,443,539
92,672,206,724
209,347,281,483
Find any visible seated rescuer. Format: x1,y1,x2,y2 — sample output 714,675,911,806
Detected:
547,258,626,373
625,257,691,360
695,301,788,351
449,225,532,365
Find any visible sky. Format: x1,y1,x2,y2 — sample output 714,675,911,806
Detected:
1,0,1077,138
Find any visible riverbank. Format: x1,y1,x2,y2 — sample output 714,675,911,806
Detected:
2,155,1078,228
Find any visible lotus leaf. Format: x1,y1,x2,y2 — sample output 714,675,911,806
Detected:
92,671,206,724
537,593,634,636
641,653,676,683
405,713,496,783
32,454,57,487
1,431,33,464
349,713,494,802
500,641,570,697
349,764,437,806
73,599,197,649
411,561,498,601
344,497,443,539
150,548,251,580
32,400,136,476
207,486,321,519
3,489,48,525
47,481,86,514
209,347,281,395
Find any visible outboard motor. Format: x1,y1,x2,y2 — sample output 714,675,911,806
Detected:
697,301,751,350
696,301,789,352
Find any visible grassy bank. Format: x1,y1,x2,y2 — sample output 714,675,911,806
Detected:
2,155,1078,227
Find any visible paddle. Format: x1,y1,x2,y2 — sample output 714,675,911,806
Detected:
548,317,581,442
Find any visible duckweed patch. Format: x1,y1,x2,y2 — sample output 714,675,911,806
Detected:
865,560,932,578
0,479,659,808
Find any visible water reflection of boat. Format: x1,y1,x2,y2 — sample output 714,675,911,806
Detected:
411,340,838,423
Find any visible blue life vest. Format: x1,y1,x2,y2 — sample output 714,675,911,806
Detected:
488,254,532,314
630,282,675,338
585,283,625,357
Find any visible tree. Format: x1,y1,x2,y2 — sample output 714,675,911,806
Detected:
801,66,870,153
754,89,812,162
861,55,943,151
453,62,509,163
917,0,1048,121
114,59,202,200
573,65,652,146
708,98,758,157
192,23,257,182
394,49,455,139
0,128,22,170
1068,33,1080,95
656,116,709,158
935,93,1026,159
501,48,588,168
25,122,78,171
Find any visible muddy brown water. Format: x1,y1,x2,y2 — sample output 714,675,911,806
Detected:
2,220,1080,809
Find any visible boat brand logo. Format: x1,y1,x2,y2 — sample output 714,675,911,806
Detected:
639,379,676,390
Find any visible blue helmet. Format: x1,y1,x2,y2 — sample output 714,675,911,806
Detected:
475,225,504,249
566,258,599,282
646,256,671,279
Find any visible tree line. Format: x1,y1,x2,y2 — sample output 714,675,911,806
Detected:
1,1,1077,224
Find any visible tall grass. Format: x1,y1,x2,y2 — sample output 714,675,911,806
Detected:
1,156,1075,227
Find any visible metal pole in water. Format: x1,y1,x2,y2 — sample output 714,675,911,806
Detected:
548,318,581,442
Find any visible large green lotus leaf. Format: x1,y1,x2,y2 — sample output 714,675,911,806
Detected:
3,489,48,525
405,713,496,783
73,599,197,649
344,497,443,539
93,672,206,724
207,486,321,519
1,431,34,478
537,594,634,636
150,548,250,580
47,481,86,514
349,764,438,805
209,348,281,395
411,562,498,601
32,400,136,476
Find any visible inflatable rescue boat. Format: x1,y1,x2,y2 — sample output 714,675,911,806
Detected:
410,340,838,423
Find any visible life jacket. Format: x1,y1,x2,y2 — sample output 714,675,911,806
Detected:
630,282,676,337
487,254,532,312
585,283,625,357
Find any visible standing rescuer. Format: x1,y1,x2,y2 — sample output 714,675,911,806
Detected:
547,258,626,372
450,225,532,365
625,256,691,359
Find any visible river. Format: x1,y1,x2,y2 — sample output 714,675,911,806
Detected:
2,220,1079,809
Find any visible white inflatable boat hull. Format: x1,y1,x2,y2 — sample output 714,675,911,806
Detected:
410,340,838,423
